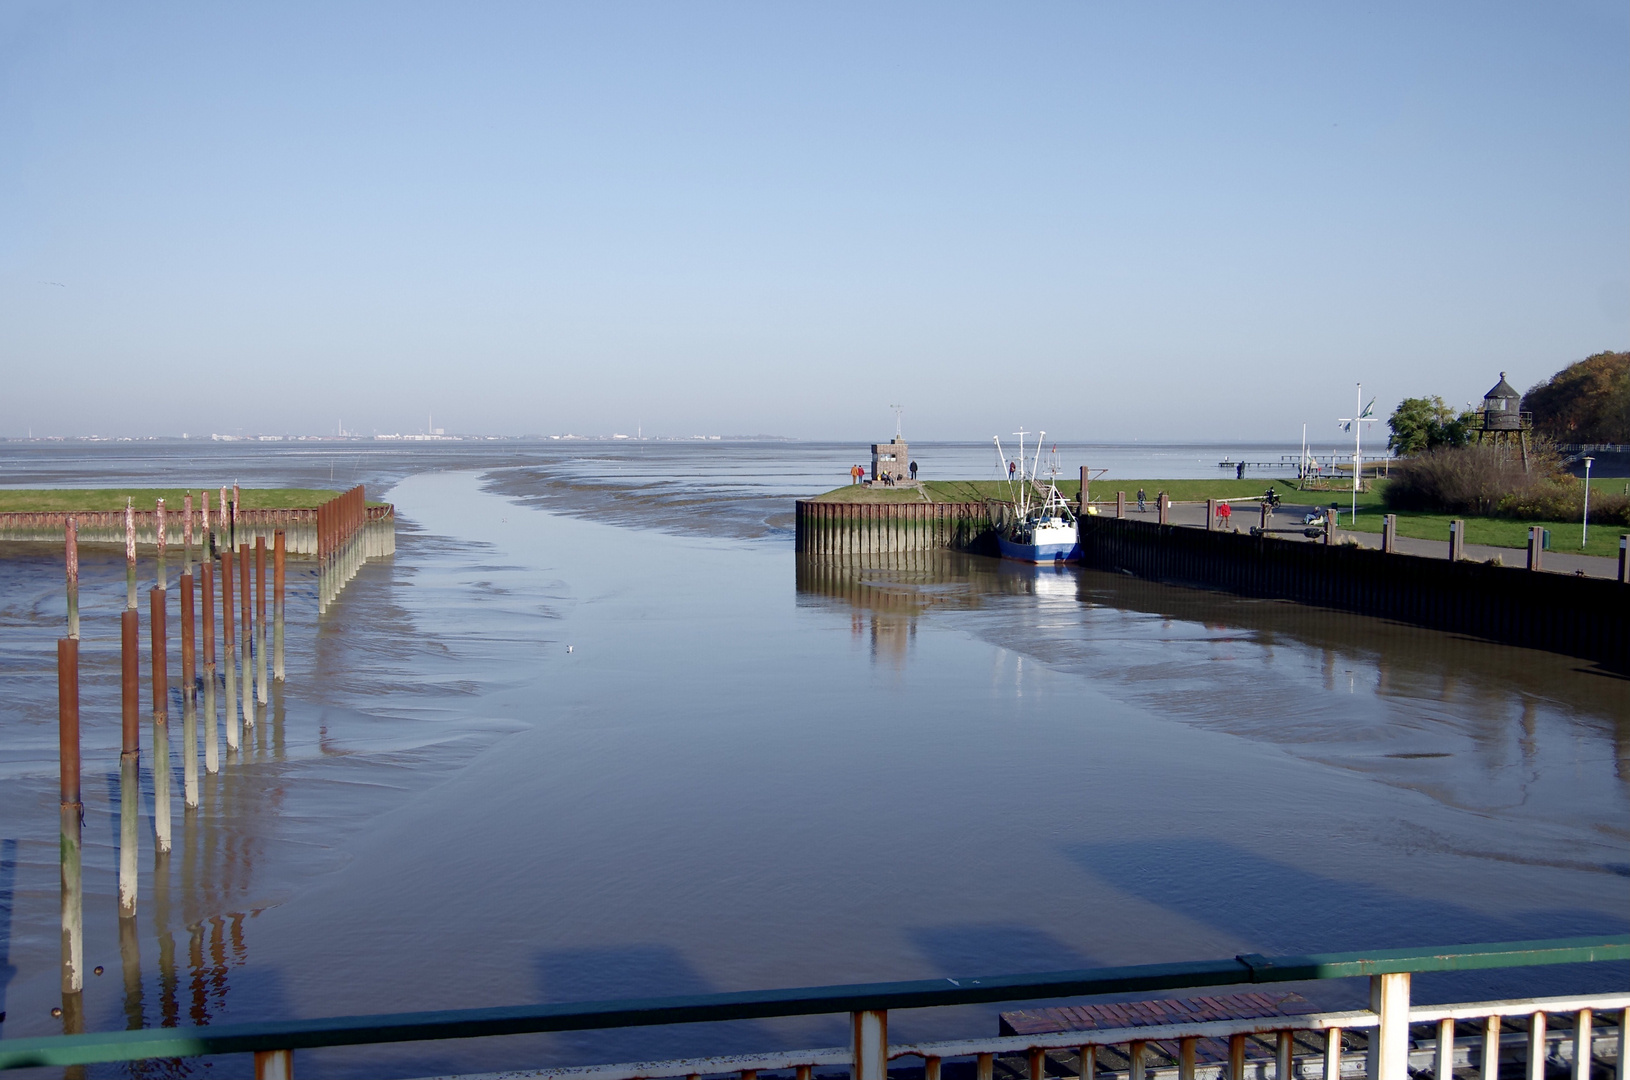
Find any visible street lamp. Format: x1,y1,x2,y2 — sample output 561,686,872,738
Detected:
1582,456,1594,548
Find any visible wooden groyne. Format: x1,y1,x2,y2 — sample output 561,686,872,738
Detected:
794,500,993,555
1079,517,1630,670
0,504,394,555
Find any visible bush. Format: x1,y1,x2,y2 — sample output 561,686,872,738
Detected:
1499,485,1630,526
1384,444,1534,514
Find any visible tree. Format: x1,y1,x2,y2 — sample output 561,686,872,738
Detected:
1525,351,1630,443
1388,396,1474,455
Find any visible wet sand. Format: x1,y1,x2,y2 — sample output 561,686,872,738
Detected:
0,446,1624,1078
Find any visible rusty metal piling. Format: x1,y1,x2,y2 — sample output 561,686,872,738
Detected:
64,517,80,639
255,536,268,705
239,543,254,729
273,530,286,681
119,608,140,916
180,571,198,809
221,548,239,752
125,498,137,607
150,588,172,854
58,638,83,994
202,560,219,773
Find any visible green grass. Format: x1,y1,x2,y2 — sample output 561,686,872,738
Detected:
812,478,1312,504
0,488,376,513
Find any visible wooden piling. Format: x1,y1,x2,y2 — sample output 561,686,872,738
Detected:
183,492,194,574
233,482,241,549
201,488,212,558
149,588,172,854
239,543,254,728
1382,514,1397,554
1449,520,1465,562
180,571,198,809
119,608,139,916
1079,466,1090,513
1527,527,1543,571
1116,491,1126,519
201,560,219,773
219,486,230,551
156,497,168,590
125,498,137,608
274,529,286,681
64,518,78,638
255,535,268,705
1158,493,1169,525
58,638,83,993
220,548,239,752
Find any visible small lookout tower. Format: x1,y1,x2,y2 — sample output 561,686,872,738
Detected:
1482,373,1524,432
871,406,910,485
1477,371,1532,469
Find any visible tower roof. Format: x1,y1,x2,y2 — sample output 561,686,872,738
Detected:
1484,373,1520,405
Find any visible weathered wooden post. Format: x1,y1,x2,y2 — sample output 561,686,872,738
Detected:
1079,465,1090,514
220,548,240,752
1206,498,1218,532
1527,527,1543,571
156,497,168,591
219,486,230,551
183,492,194,574
1619,536,1628,584
63,518,79,638
1324,515,1335,546
1259,501,1271,532
1382,514,1397,554
233,482,242,549
1368,972,1411,1080
1158,492,1169,525
273,529,286,681
201,560,219,773
239,542,254,727
1116,491,1126,519
180,570,198,809
125,498,137,608
255,535,268,705
58,638,83,994
150,588,172,854
119,608,140,916
1449,520,1465,562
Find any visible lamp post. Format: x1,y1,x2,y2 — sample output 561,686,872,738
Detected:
1582,456,1594,548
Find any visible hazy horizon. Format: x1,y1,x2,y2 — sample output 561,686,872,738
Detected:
4,3,1626,441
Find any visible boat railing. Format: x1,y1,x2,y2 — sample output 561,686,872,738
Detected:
0,936,1624,1079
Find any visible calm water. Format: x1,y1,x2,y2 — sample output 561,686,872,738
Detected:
0,443,1625,1078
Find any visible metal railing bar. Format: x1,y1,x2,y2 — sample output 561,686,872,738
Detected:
407,1047,855,1080
887,1012,1381,1060
1407,994,1630,1024
1,936,1624,1070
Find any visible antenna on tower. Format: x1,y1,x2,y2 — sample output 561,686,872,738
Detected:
890,405,904,441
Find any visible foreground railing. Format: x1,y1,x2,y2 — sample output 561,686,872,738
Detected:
0,936,1624,1079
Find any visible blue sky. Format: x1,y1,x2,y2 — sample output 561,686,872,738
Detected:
2,2,1626,440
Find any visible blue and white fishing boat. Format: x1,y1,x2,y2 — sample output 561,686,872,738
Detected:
992,429,1081,564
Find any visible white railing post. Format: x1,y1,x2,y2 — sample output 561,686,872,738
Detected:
1080,1045,1097,1080
1484,1016,1502,1080
1179,1037,1197,1080
1369,972,1411,1080
1527,1013,1546,1080
1277,1031,1294,1080
254,1048,292,1080
1618,1007,1628,1080
1130,1041,1148,1080
1230,1033,1247,1080
1437,1018,1456,1080
1325,1028,1343,1080
1031,1047,1047,1080
1572,1009,1591,1080
853,1009,888,1080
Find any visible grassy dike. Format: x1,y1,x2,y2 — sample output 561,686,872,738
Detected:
0,489,384,512
812,477,1624,557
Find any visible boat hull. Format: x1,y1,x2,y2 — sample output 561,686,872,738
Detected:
996,535,1081,564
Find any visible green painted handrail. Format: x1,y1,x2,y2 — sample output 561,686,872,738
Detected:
2,935,1625,1069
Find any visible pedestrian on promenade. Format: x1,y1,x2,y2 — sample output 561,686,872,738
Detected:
1137,488,1147,512
1217,501,1233,528
909,460,918,481
1236,461,1245,480
851,465,862,485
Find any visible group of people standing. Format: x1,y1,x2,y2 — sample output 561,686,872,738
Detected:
849,461,919,485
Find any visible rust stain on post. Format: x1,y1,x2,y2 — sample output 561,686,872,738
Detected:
58,637,83,994
255,536,268,704
239,544,253,728
201,560,218,773
149,587,171,853
273,530,286,681
119,607,139,915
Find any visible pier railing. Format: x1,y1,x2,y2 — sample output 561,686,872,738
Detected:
1,936,1624,1080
